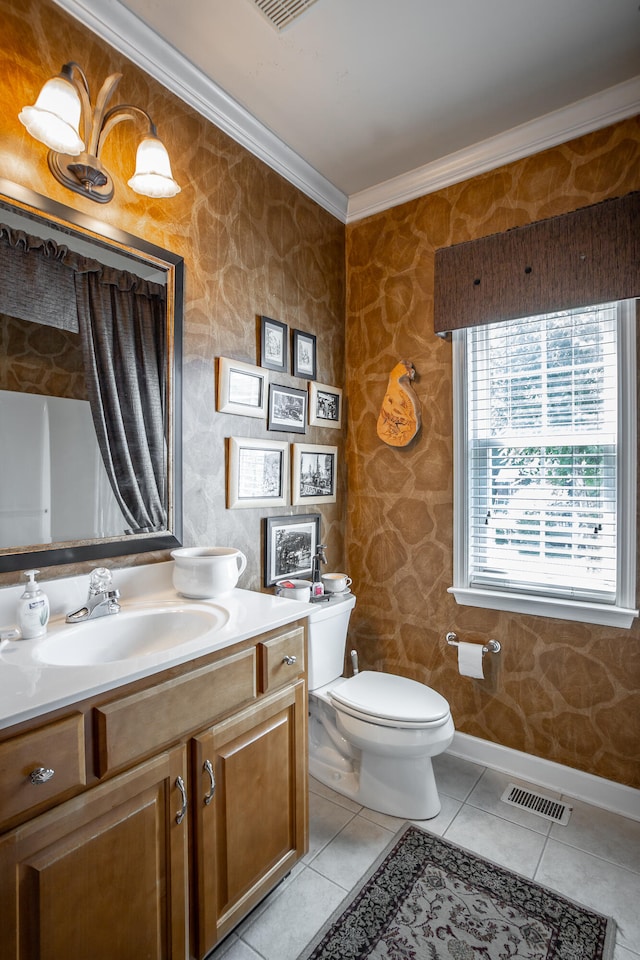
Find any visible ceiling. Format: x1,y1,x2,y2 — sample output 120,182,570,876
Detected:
56,0,640,221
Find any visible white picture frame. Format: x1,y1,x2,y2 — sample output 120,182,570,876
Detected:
227,436,289,509
292,442,337,506
308,381,342,429
217,357,268,418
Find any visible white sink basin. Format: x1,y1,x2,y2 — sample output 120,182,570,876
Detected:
36,604,229,666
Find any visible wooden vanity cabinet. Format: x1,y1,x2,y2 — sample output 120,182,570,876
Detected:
192,679,307,957
0,746,189,960
0,619,307,960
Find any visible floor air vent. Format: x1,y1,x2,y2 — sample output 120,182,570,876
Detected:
250,0,319,31
501,784,572,825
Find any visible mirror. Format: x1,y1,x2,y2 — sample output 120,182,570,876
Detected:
0,177,183,573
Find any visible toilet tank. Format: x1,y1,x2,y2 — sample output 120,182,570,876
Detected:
307,593,356,690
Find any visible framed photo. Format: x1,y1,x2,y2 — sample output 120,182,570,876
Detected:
292,443,337,505
268,383,307,434
217,357,268,418
260,316,288,372
292,329,317,380
227,436,288,509
309,381,342,429
264,513,321,586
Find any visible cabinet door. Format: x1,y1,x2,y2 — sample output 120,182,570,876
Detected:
192,679,308,957
0,747,189,960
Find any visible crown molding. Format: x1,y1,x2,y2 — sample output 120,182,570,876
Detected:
347,77,640,223
51,0,349,221
52,1,638,225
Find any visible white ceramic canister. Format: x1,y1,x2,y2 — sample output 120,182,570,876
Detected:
171,547,247,598
274,579,312,602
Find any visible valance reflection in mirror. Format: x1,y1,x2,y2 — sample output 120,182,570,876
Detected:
0,179,183,572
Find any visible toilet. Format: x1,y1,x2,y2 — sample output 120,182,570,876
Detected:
307,593,454,820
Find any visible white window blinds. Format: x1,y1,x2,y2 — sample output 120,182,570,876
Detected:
451,301,637,627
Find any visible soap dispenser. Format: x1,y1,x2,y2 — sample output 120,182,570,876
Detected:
17,569,50,639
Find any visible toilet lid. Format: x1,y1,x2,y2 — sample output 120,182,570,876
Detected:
329,671,450,724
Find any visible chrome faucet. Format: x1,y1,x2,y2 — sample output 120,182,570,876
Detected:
66,567,121,623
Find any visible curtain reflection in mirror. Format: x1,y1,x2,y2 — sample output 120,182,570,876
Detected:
0,222,168,545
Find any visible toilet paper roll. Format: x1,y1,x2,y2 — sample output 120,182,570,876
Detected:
457,641,484,679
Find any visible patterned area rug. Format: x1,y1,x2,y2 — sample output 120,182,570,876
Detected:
298,825,616,959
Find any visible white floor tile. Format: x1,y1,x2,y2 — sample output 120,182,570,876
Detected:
309,815,395,890
308,776,362,812
536,839,640,952
304,790,357,862
240,865,346,960
614,945,640,960
433,751,485,800
443,804,547,878
549,796,640,874
210,936,262,960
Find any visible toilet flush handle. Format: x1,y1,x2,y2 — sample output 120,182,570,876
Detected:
350,650,359,675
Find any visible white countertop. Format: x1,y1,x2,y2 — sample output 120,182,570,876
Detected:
0,564,310,730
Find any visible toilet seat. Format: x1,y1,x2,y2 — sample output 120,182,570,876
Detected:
329,670,451,729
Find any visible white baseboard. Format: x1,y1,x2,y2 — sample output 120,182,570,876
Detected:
447,731,640,822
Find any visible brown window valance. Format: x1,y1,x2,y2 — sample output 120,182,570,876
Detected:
433,191,640,334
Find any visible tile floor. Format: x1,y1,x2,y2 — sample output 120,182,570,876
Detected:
211,753,640,959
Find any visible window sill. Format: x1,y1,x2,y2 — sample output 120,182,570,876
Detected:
448,587,638,629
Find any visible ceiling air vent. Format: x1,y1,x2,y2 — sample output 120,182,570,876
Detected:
250,0,319,31
501,784,572,825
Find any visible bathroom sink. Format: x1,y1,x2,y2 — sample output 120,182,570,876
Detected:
36,604,229,666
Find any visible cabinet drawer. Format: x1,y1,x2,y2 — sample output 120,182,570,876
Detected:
258,626,305,693
95,648,257,775
0,714,85,827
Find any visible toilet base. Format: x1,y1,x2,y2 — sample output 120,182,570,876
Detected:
310,749,442,820
309,696,452,820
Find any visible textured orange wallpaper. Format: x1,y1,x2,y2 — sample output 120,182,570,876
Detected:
0,0,346,589
345,117,640,788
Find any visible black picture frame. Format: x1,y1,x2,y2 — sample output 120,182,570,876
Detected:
260,315,288,372
292,328,317,380
264,512,321,586
268,383,307,434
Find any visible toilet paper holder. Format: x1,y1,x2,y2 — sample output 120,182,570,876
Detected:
445,632,501,656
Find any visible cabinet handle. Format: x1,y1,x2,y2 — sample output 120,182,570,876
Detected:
203,759,215,806
29,766,55,785
175,775,187,825
282,655,297,665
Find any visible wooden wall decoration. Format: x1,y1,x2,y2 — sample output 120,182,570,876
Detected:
376,361,421,447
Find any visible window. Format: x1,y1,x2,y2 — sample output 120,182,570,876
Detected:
451,301,637,628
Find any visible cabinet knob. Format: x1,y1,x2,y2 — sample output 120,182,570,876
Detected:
175,775,187,825
29,767,55,785
203,759,216,806
282,655,297,665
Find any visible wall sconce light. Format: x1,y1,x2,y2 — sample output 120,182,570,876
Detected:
19,62,181,203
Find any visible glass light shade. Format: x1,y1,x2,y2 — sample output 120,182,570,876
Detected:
128,136,181,198
19,76,84,155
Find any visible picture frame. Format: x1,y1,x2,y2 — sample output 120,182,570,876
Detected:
292,329,317,380
292,442,337,505
227,436,289,509
263,512,321,586
308,381,342,429
217,357,268,419
260,315,288,373
268,383,307,434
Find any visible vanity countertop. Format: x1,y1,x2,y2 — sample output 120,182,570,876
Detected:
0,585,310,731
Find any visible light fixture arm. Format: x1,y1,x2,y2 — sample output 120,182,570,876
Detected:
97,103,156,157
